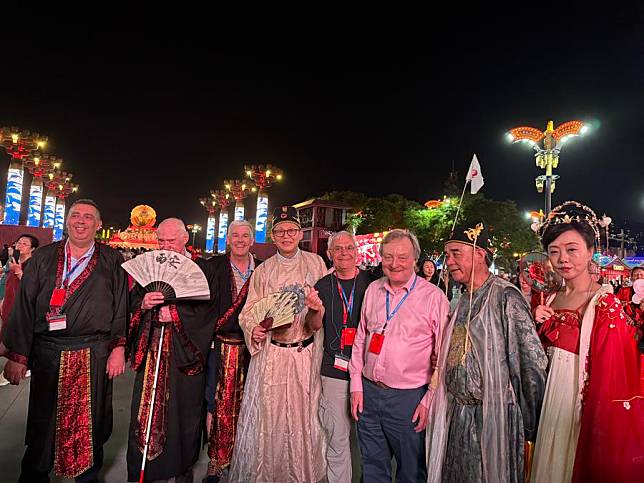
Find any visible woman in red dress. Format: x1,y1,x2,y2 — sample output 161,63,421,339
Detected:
531,201,644,482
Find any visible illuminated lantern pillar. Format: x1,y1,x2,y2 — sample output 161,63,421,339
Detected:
42,188,57,228
200,197,218,254
27,177,44,227
4,160,24,225
0,128,47,225
205,215,216,253
243,164,283,243
217,210,229,253
53,198,65,241
224,179,254,222
212,190,231,253
255,190,269,243
234,199,244,221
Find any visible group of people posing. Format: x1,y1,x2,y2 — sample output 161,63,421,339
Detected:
0,198,642,482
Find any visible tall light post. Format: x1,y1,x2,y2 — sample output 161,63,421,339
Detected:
187,223,202,248
199,197,218,253
507,120,588,215
244,164,283,243
0,127,47,225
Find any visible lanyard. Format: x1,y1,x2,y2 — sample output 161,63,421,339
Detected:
383,275,417,332
231,260,252,282
335,274,356,328
62,242,93,289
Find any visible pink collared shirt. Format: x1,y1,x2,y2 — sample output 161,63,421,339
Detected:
348,274,449,406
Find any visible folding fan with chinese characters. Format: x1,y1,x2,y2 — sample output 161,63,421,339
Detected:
122,250,210,301
519,251,563,303
253,285,306,331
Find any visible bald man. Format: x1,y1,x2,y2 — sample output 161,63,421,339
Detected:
126,218,219,482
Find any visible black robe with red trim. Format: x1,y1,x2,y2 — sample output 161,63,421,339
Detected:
126,256,219,481
2,240,129,475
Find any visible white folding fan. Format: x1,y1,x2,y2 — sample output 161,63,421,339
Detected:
122,250,210,301
254,285,306,330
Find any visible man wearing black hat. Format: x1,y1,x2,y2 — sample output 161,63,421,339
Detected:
425,221,547,483
229,206,328,482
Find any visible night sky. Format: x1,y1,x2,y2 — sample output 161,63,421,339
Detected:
1,10,643,246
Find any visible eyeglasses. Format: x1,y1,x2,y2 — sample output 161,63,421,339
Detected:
331,245,356,253
272,228,300,238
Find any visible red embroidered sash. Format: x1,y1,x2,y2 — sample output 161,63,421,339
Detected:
52,241,100,311
54,348,93,477
207,338,246,476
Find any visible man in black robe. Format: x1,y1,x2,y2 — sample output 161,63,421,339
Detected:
2,199,129,483
203,220,260,482
127,217,219,483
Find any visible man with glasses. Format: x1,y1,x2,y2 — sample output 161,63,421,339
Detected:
229,206,328,482
305,230,374,483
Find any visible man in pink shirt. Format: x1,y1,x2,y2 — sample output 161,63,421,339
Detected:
349,229,449,482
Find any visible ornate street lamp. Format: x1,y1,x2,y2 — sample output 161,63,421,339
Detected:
243,164,283,243
0,127,47,224
507,120,588,215
186,223,202,248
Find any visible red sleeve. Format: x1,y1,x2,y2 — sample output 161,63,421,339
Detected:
572,293,644,481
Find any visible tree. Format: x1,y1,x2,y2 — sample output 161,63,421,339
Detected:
319,190,540,271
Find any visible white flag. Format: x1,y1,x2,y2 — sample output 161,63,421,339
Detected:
466,154,484,194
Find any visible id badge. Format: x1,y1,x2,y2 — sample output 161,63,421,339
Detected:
333,354,350,372
47,313,67,331
341,327,356,347
49,288,66,308
368,332,385,355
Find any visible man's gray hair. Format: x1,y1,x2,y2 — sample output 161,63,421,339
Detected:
158,217,188,235
379,229,422,261
227,220,254,240
328,230,357,252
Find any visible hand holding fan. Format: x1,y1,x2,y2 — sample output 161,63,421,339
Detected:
519,251,563,304
122,250,210,301
254,285,306,331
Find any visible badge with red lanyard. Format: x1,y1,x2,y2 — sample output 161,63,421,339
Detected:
333,274,357,372
47,243,94,331
369,275,418,355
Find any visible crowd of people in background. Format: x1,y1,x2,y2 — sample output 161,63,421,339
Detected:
0,198,642,482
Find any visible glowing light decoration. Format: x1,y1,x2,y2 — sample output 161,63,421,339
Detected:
53,199,65,241
507,120,588,215
217,212,229,253
212,190,232,253
234,201,245,221
205,215,216,253
4,167,23,225
27,180,43,227
244,164,284,243
42,192,56,228
255,192,269,243
1,127,48,225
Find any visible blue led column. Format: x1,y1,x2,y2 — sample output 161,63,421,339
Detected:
27,178,44,227
205,215,216,253
254,191,268,243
